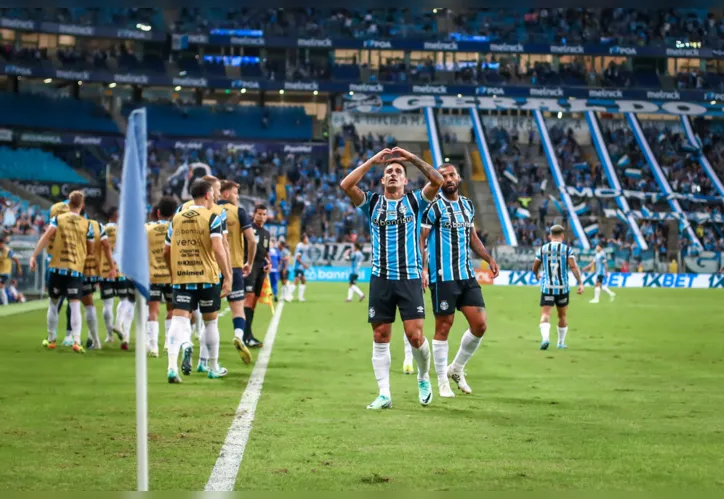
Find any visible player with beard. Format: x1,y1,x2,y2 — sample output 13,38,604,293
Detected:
340,147,443,410
420,164,499,397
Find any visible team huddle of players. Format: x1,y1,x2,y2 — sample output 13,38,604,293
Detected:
26,176,309,384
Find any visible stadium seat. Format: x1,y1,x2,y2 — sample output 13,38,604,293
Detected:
0,93,119,133
0,147,89,184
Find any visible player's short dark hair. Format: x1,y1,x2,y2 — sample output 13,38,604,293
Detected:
439,163,458,172
220,180,239,193
107,207,119,220
254,203,267,213
550,225,565,237
156,196,177,219
354,242,362,250
190,179,213,200
384,162,407,177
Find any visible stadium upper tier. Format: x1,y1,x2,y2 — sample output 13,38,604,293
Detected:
1,8,722,48
0,93,119,133
0,147,88,184
124,103,313,140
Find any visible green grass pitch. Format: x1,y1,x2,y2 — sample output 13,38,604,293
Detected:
0,284,723,491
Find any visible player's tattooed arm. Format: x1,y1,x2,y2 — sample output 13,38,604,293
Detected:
340,148,393,206
420,226,430,292
470,228,499,278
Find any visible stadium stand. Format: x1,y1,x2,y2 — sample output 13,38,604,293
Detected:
0,147,88,184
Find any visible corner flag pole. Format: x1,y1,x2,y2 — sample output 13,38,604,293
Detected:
116,108,151,491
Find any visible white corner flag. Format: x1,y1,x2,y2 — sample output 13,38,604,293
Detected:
116,108,150,491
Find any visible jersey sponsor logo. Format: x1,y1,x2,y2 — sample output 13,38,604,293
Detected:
442,221,474,229
373,215,414,227
181,210,200,219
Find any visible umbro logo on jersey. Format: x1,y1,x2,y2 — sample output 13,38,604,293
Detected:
182,210,199,219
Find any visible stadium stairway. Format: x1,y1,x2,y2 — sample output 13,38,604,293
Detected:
464,144,504,245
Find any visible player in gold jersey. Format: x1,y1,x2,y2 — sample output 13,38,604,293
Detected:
30,191,94,352
98,208,127,346
217,180,256,365
47,200,71,342
146,196,177,357
81,216,116,349
164,180,232,383
179,175,232,371
0,238,22,306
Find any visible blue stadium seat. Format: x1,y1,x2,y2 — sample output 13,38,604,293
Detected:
0,147,88,184
126,103,312,140
0,93,119,133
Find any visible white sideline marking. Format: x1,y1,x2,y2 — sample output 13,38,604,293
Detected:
205,302,285,491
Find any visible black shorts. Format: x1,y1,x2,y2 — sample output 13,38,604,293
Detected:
172,284,221,314
149,283,173,303
349,273,359,285
0,274,8,285
368,275,425,324
226,268,245,302
48,272,83,300
540,292,570,308
245,268,265,296
100,278,136,301
280,269,289,281
294,269,305,279
596,275,604,284
82,278,98,297
430,278,485,316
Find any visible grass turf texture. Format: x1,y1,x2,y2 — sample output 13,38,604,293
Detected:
0,284,723,491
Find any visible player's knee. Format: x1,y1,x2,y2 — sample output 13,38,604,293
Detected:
434,317,453,340
472,318,487,337
558,316,568,327
372,326,391,343
540,314,551,324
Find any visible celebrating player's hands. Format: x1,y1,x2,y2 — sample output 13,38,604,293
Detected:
371,148,394,164
389,146,415,161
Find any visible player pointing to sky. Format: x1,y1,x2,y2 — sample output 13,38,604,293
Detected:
340,146,443,410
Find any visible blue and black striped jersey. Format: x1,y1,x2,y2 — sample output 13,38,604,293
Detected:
350,250,363,275
358,189,431,280
535,241,573,295
422,194,476,283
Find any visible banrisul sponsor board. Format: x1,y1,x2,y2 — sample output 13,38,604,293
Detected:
341,93,724,116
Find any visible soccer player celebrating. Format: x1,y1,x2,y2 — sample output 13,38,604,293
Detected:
420,163,500,397
146,197,177,357
217,180,256,365
584,245,616,303
30,191,94,352
81,215,114,350
346,242,365,302
340,146,443,410
0,238,21,306
243,204,271,348
164,179,232,382
99,208,121,344
532,225,585,350
289,234,310,302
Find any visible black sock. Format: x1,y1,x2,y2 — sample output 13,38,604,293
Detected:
244,307,254,341
65,301,72,336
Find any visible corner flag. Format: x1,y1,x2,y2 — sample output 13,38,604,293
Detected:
116,108,150,492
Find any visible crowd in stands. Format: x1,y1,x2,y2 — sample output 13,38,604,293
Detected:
0,193,46,237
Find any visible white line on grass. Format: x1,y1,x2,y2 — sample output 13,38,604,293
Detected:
205,301,285,491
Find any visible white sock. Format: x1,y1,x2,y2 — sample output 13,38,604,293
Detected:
347,288,354,300
164,319,171,349
432,339,449,386
122,301,135,342
451,329,483,371
193,308,204,336
102,298,114,339
69,300,82,344
594,287,601,301
147,320,159,350
198,325,208,367
602,285,615,296
558,326,568,345
0,288,7,305
114,299,127,330
372,342,391,398
47,299,59,342
540,322,551,342
204,318,220,370
352,285,363,297
411,337,431,382
403,332,413,364
85,304,99,347
167,316,190,371
299,284,306,300
289,284,296,298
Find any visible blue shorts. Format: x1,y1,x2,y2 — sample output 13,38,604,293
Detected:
226,268,245,302
0,274,9,285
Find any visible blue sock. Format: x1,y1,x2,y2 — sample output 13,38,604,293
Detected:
233,316,246,333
